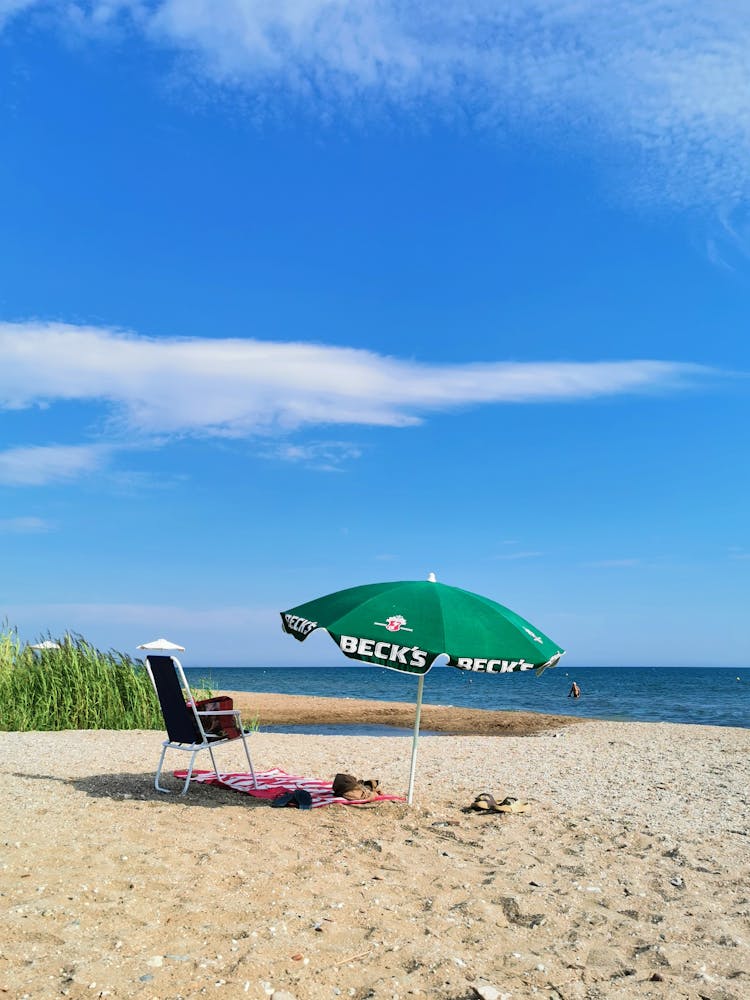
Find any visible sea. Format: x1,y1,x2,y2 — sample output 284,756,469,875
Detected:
184,665,750,735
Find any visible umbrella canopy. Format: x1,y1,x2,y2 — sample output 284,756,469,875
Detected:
136,638,186,652
29,640,61,650
281,578,563,676
281,577,564,802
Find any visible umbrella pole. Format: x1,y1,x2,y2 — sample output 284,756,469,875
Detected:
407,673,424,805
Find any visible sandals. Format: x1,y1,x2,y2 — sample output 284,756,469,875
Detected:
471,792,499,811
495,796,530,813
470,792,530,814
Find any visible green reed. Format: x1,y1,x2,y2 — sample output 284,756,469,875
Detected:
0,626,210,732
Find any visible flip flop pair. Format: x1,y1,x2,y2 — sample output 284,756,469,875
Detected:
271,788,313,810
470,793,530,814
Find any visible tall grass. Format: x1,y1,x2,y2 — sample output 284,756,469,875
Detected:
0,626,208,732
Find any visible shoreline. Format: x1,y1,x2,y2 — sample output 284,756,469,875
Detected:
227,689,584,736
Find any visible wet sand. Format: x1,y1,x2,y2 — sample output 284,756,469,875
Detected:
228,689,582,736
1,694,748,999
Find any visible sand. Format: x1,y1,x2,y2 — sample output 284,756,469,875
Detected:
1,693,749,1000
227,691,582,737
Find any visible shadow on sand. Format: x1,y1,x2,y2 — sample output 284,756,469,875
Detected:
9,769,269,807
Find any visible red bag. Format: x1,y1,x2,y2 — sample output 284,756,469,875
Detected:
194,696,240,740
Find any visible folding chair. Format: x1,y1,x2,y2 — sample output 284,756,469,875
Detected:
144,653,257,795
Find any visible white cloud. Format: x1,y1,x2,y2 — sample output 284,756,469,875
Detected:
270,440,363,471
0,515,53,533
0,322,715,444
0,442,109,485
10,1,750,207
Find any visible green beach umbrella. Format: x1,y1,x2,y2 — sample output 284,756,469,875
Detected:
281,574,564,803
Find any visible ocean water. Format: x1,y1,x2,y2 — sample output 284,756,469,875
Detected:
184,665,750,733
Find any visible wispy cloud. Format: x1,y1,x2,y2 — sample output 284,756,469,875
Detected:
0,0,39,28
705,238,736,273
0,323,717,446
728,547,750,560
0,442,110,485
0,515,53,533
6,2,750,207
269,440,363,472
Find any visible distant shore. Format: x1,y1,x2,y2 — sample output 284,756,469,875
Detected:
227,689,582,735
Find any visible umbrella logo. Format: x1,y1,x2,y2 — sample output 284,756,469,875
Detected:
524,627,543,643
374,615,413,633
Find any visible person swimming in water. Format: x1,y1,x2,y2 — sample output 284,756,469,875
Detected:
568,681,581,699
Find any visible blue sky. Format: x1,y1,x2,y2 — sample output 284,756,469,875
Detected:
1,2,748,667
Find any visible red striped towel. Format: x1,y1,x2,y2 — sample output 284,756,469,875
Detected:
173,768,406,807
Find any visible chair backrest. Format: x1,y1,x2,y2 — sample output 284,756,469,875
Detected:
146,655,201,744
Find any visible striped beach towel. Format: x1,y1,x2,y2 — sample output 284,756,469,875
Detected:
173,767,406,807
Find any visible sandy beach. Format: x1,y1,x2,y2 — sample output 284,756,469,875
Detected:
2,693,748,1000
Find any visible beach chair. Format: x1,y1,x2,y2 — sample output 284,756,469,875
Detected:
144,653,257,795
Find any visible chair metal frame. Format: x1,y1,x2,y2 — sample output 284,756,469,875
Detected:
144,653,258,795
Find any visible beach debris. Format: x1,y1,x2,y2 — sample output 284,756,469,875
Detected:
325,949,372,969
470,982,505,1000
271,992,296,1000
498,896,545,929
